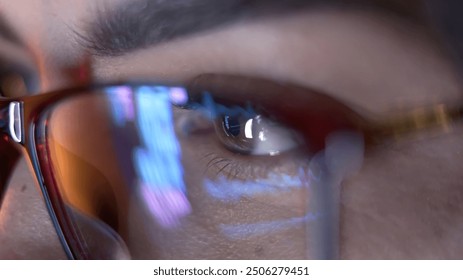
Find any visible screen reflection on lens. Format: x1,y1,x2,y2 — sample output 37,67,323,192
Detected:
107,85,191,228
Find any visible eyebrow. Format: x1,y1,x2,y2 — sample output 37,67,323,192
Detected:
81,0,318,57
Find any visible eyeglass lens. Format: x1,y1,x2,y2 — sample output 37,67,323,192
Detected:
39,83,364,259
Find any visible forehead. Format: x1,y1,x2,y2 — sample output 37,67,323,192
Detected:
0,0,461,114
0,0,424,56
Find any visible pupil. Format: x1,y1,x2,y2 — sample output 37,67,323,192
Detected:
222,115,241,137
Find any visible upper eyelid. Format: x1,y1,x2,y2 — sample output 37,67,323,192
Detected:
181,74,463,149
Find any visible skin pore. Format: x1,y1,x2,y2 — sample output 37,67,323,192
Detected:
0,0,462,259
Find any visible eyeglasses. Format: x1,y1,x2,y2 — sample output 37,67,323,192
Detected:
0,74,461,259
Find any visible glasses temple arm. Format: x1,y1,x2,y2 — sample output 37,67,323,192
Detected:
362,103,463,146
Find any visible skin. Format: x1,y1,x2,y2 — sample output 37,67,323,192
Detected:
0,0,462,259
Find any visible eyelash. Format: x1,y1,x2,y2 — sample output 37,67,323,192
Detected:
202,153,243,179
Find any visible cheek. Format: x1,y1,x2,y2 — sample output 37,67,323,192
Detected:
340,124,463,258
0,158,66,259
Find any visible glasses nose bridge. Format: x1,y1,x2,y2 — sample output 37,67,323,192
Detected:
0,101,22,143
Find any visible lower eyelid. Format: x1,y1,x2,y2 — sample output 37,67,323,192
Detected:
206,154,309,182
184,128,309,181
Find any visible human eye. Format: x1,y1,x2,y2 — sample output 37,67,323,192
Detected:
180,92,301,157
138,73,366,258
177,73,363,153
177,80,307,160
174,78,311,203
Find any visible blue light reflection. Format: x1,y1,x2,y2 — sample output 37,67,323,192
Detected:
204,168,308,201
220,213,319,240
106,85,191,228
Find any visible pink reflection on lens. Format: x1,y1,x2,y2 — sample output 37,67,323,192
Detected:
140,184,191,228
169,87,188,105
121,88,134,115
106,86,135,126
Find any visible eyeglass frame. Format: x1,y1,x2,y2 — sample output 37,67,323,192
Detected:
0,80,462,259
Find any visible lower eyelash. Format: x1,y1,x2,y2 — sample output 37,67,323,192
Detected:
200,152,297,181
201,153,243,179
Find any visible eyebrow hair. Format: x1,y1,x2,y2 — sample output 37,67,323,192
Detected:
81,0,319,57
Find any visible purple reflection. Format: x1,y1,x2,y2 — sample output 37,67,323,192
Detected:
140,183,191,228
133,86,191,228
106,86,135,126
169,87,188,106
